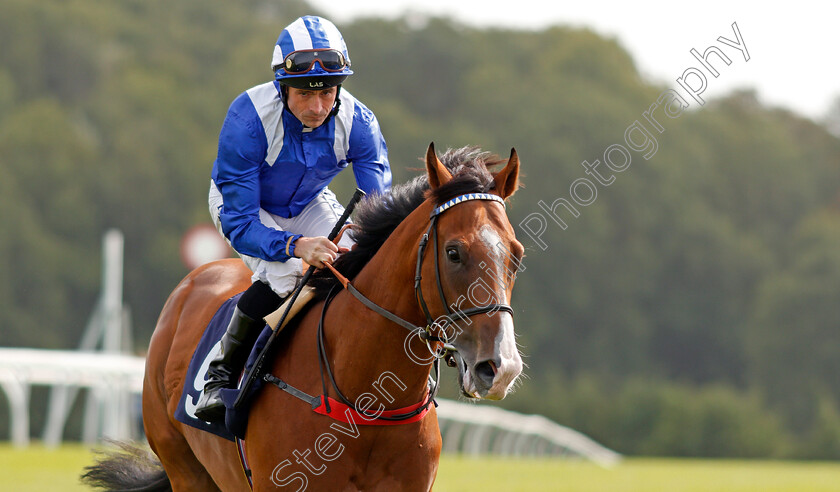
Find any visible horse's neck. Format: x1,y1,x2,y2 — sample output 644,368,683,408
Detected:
324,204,434,406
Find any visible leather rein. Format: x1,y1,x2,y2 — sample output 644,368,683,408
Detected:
267,192,515,422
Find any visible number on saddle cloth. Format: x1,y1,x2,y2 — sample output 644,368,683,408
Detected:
173,288,318,440
174,294,250,440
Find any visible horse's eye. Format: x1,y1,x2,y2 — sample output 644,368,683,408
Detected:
446,247,461,263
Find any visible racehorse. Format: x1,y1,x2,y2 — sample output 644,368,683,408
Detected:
83,144,524,491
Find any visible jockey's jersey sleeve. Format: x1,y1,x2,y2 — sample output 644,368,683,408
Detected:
211,82,391,262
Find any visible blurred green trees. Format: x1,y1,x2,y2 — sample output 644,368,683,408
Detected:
1,0,838,458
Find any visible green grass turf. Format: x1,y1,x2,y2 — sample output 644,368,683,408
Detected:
3,444,840,491
435,456,840,492
1,443,97,492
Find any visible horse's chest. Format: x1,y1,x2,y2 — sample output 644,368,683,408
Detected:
259,424,439,491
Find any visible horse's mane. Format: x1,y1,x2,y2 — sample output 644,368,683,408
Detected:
310,146,504,299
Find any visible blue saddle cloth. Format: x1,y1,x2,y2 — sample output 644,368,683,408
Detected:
173,293,272,441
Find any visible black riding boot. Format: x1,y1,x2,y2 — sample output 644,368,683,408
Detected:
194,307,263,422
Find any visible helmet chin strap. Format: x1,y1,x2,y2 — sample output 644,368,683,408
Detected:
329,85,342,118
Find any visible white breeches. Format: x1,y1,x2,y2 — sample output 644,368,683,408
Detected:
208,180,353,297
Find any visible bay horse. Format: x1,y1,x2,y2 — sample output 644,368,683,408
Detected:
84,144,524,491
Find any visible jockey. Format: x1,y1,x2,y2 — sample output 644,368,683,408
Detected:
195,15,391,421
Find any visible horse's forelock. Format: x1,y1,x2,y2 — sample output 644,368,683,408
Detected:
428,147,500,205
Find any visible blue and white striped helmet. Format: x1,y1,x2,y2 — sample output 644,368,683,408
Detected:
272,16,353,90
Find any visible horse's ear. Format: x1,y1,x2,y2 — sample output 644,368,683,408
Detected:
425,142,452,189
493,148,520,199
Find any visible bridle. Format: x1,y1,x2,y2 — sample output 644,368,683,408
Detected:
326,192,515,346
318,192,515,420
416,192,515,340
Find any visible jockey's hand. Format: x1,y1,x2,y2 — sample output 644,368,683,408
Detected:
293,236,341,269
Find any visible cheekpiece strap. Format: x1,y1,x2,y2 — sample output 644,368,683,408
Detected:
431,193,505,217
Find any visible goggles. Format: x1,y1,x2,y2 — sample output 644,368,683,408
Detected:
282,49,348,74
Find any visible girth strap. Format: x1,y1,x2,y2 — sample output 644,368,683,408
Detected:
262,373,321,409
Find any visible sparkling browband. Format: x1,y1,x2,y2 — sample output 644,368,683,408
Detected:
431,193,506,217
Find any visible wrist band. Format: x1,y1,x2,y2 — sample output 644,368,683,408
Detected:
286,236,296,257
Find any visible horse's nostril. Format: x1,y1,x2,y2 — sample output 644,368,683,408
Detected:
474,360,497,388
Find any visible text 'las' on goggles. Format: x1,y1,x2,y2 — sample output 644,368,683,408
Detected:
282,49,348,74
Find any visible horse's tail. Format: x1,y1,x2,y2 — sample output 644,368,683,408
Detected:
81,441,172,492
